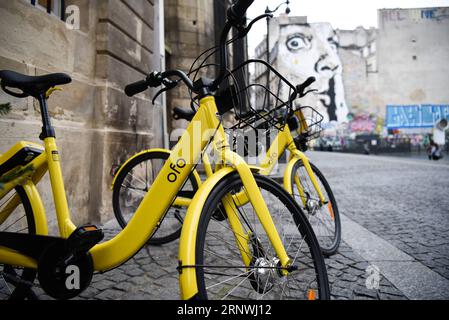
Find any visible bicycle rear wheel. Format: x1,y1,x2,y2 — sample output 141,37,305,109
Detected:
194,173,330,300
0,187,38,300
291,160,341,256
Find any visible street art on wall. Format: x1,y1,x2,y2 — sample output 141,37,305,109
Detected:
349,114,377,133
386,104,449,129
382,7,449,22
276,22,349,124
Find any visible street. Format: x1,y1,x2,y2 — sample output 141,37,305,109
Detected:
13,152,449,300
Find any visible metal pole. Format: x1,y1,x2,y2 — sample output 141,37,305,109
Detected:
264,1,290,109
266,7,270,109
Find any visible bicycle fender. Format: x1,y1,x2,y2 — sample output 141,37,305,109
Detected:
283,153,303,195
178,166,235,300
22,180,49,236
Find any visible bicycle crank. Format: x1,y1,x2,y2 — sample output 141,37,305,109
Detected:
38,225,103,300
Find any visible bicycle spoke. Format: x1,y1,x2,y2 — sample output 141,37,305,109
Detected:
291,236,307,266
205,229,254,262
1,214,26,232
0,273,12,295
221,271,254,300
125,172,147,189
122,185,146,195
205,269,253,291
198,174,327,300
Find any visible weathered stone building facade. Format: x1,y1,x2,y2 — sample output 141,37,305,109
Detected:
164,0,216,136
339,7,449,126
0,0,164,229
255,7,449,132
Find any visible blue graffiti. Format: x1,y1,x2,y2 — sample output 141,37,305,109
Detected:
421,9,436,19
386,105,449,129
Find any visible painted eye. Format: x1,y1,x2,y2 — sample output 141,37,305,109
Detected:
286,36,307,52
328,40,338,51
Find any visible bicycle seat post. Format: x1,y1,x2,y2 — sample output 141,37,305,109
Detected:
37,93,56,141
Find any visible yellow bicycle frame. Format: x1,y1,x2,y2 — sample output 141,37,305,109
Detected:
0,95,292,300
260,124,327,204
111,117,327,211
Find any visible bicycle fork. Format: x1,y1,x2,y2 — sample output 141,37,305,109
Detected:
287,151,335,221
220,148,292,276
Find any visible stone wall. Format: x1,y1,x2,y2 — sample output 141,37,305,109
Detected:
340,7,449,119
0,0,163,231
164,0,215,137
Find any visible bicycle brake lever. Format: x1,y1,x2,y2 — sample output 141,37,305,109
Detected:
299,89,318,98
151,86,175,105
238,13,273,38
152,80,178,104
152,87,170,105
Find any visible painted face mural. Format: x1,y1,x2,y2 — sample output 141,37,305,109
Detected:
277,23,349,123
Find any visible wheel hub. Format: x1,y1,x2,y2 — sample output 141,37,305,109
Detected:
250,257,284,294
306,198,320,215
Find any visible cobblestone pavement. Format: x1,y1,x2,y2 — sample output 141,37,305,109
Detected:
307,152,449,282
4,152,447,300
24,230,407,300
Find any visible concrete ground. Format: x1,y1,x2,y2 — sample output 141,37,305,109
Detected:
2,152,448,300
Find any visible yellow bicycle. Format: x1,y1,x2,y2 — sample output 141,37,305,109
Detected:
0,0,329,300
113,88,341,256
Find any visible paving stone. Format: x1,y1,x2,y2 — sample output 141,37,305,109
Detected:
114,281,135,292
129,276,152,286
353,286,380,299
95,289,125,300
126,268,145,277
92,279,115,291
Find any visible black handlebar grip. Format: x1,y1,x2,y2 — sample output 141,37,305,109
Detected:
125,79,148,97
228,0,254,23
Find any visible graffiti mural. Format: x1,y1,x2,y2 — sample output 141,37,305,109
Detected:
276,22,349,124
386,104,449,129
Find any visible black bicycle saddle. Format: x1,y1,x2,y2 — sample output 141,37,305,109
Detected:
0,70,72,98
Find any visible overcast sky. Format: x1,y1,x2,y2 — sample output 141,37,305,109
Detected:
246,0,449,56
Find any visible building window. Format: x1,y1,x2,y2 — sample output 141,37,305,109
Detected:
31,0,65,20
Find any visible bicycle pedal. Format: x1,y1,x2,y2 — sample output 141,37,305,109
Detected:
67,225,104,255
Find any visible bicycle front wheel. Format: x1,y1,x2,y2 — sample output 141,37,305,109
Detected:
194,173,330,300
291,160,341,256
0,187,38,300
